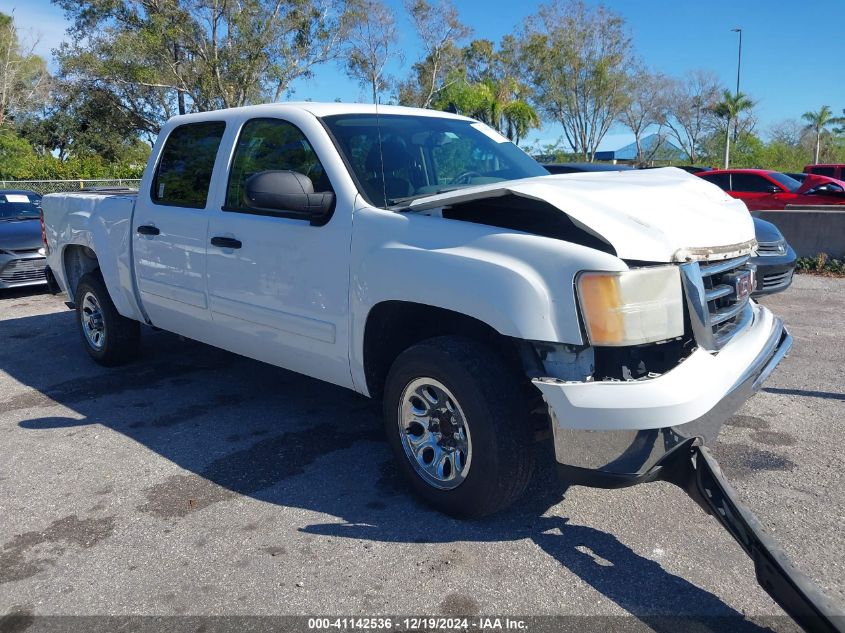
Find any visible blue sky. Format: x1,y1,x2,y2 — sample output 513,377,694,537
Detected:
4,0,844,150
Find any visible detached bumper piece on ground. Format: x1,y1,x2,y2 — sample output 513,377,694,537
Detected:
662,443,844,633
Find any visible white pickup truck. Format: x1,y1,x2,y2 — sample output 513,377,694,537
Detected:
41,102,792,518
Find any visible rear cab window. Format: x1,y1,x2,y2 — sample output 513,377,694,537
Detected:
808,166,836,178
152,121,226,208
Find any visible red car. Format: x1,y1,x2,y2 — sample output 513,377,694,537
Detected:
695,168,845,211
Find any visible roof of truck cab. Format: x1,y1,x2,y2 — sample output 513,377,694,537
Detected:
166,102,475,124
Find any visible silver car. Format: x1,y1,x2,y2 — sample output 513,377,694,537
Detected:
0,190,47,290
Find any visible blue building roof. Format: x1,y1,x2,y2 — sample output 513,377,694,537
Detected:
595,134,685,162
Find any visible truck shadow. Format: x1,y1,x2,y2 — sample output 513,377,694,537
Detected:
3,308,770,631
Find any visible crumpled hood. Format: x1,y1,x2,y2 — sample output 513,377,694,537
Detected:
408,167,755,262
0,218,42,251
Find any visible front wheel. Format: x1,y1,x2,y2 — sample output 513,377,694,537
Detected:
383,336,534,518
75,273,140,366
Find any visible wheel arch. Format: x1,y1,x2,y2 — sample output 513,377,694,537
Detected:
360,300,532,401
62,244,101,301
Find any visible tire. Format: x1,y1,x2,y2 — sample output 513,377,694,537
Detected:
74,272,140,366
383,336,534,518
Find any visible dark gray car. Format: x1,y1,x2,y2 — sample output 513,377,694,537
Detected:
0,190,47,290
751,217,796,296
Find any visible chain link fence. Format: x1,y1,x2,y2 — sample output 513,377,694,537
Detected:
0,179,141,195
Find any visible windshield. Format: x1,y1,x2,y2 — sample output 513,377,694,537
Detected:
0,192,41,220
321,113,548,207
768,172,801,193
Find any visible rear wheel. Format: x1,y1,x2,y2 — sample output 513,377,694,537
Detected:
383,336,534,518
75,273,139,366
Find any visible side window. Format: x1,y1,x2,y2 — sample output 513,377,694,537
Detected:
225,118,331,211
152,122,225,208
700,173,730,191
811,167,836,177
731,174,775,193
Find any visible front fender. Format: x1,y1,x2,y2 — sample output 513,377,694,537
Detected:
348,206,625,393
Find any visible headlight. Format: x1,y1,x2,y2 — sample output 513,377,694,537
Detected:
576,266,684,346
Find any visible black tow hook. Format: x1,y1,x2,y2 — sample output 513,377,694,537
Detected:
659,443,844,633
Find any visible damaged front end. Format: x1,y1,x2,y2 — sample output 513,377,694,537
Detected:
529,249,787,485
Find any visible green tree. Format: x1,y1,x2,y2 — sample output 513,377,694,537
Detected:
663,70,721,164
55,0,352,134
520,0,632,161
19,84,150,165
431,36,540,145
802,105,836,164
398,0,470,108
620,67,671,165
0,12,50,128
343,0,399,103
713,90,754,169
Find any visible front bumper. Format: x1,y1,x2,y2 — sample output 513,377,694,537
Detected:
533,303,791,483
0,252,47,289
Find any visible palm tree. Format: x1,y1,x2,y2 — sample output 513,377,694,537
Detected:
502,100,540,145
713,90,754,169
802,106,836,164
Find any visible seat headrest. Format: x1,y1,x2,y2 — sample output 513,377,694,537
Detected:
366,140,413,173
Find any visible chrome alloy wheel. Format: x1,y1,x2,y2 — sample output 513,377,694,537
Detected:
81,291,106,350
398,377,472,490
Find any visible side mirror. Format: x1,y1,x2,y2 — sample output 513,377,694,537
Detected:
244,170,335,225
766,185,781,194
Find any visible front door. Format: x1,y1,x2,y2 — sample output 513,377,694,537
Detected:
204,116,354,389
133,120,226,334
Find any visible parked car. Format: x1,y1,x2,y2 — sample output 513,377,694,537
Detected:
804,163,845,180
785,172,809,183
543,162,633,174
0,189,47,290
696,168,845,210
751,217,796,296
41,103,790,520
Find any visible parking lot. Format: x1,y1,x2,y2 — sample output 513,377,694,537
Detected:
1,275,843,631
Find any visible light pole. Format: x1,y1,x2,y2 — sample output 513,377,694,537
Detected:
731,27,742,96
730,27,742,147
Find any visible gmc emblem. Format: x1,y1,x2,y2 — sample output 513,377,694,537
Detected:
733,269,754,300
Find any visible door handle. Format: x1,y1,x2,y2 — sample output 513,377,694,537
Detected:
136,225,160,236
210,236,242,249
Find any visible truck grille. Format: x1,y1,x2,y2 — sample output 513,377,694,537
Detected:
681,255,754,351
0,257,47,284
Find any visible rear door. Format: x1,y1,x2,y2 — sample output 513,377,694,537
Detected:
204,114,354,389
132,121,225,333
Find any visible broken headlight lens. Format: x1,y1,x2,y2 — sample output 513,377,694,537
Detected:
576,266,684,346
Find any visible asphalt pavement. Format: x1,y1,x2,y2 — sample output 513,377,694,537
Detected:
1,275,842,632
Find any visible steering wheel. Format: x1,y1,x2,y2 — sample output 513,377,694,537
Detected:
451,171,482,185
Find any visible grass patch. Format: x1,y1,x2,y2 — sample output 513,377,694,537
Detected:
795,253,845,277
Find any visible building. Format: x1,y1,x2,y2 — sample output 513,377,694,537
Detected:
595,134,685,165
